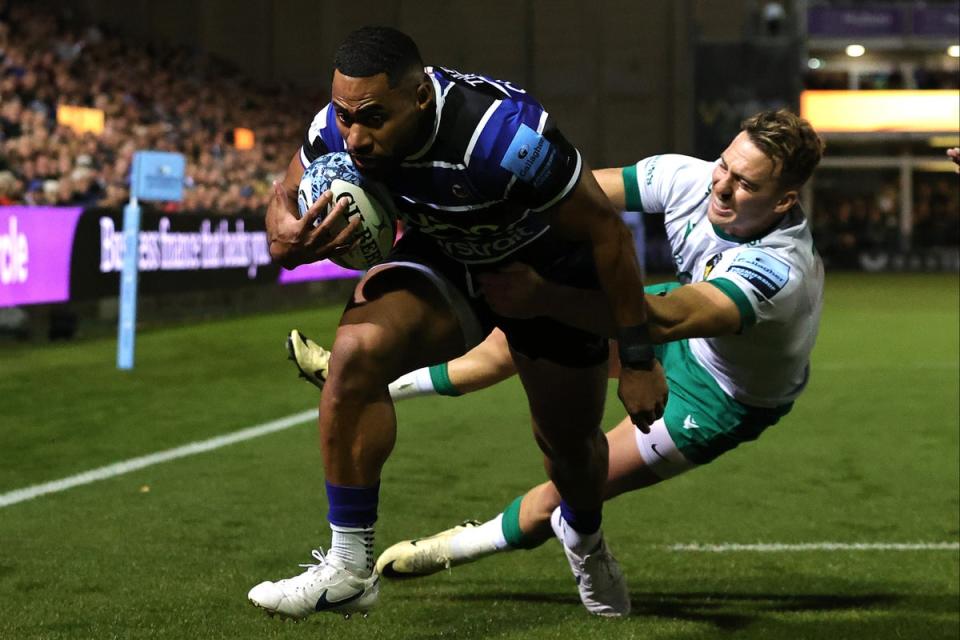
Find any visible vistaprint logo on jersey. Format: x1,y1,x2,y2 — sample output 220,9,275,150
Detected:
405,210,546,262
435,225,543,262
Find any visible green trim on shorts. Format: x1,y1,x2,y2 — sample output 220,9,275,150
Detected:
653,339,792,465
622,165,644,212
707,277,757,329
428,363,462,397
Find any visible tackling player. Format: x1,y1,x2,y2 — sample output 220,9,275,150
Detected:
289,109,827,616
247,26,667,620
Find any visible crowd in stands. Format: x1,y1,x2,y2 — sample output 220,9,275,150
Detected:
0,2,323,214
1,2,957,265
812,175,960,268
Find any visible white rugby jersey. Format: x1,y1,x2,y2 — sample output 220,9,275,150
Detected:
623,154,824,408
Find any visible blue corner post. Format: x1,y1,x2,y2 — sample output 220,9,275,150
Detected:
116,150,185,370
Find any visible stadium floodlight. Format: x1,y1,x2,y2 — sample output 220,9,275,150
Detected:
948,45,959,58
845,44,866,58
801,90,960,133
807,58,823,70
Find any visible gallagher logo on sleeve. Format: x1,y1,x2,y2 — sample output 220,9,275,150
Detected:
500,124,557,187
727,249,790,299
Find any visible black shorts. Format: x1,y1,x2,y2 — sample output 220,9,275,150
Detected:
364,229,608,368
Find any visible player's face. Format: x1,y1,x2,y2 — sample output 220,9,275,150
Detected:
331,70,432,177
708,131,798,237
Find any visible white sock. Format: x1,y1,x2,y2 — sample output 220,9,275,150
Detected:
329,524,375,574
388,367,436,400
551,507,602,556
449,514,510,561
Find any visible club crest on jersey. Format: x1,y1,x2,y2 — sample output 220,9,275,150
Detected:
703,252,723,279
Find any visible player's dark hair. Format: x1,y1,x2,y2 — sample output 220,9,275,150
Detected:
741,109,825,189
334,26,424,87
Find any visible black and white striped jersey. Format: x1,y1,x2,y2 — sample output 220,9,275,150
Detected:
301,66,582,264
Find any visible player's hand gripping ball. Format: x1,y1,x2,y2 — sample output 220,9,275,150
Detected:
297,152,397,270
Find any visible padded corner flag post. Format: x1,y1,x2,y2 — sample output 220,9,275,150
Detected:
116,150,185,370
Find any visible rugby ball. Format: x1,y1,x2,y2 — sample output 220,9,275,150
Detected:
297,152,396,270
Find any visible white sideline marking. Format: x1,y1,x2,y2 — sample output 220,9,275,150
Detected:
0,409,316,509
669,542,960,552
816,362,958,371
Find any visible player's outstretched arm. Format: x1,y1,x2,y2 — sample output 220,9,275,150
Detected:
644,283,742,340
265,151,361,268
592,167,628,210
541,165,668,430
480,264,741,342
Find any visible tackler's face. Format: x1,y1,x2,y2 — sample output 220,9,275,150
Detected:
708,131,797,238
331,70,432,178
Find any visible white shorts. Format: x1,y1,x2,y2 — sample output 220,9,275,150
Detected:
634,418,698,480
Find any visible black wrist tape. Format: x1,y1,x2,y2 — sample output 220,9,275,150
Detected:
617,324,656,370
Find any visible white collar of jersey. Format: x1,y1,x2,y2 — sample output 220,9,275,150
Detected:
405,67,445,161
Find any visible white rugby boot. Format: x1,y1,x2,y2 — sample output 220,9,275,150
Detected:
287,329,330,390
248,548,379,620
550,509,631,617
375,520,482,578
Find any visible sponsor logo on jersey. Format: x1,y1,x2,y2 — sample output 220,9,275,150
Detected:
404,209,547,263
727,248,790,299
644,155,660,186
435,224,544,262
682,415,700,430
500,124,557,187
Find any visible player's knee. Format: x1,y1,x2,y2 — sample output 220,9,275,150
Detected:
535,425,604,464
326,325,395,394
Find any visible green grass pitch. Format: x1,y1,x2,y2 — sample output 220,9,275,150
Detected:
0,273,957,639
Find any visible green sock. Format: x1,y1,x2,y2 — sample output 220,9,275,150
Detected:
500,496,546,550
428,362,462,397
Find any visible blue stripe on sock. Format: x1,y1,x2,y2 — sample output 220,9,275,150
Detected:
325,481,380,526
559,500,601,535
